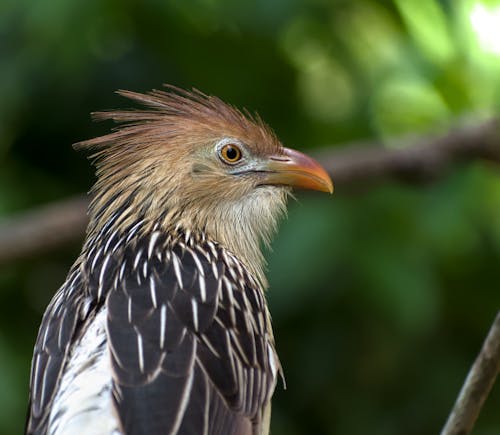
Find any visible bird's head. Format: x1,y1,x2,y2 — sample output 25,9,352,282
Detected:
77,86,333,284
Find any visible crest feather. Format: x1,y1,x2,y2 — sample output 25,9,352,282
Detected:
74,85,282,155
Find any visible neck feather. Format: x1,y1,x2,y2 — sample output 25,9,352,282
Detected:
85,186,288,288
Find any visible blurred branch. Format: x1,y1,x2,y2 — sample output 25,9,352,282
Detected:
319,118,500,187
441,312,500,435
0,196,88,265
1,119,500,265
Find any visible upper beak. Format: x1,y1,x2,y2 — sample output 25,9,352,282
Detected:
257,147,333,193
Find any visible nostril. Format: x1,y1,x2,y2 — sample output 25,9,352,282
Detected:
269,156,290,162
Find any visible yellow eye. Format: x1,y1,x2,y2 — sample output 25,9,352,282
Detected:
219,144,242,164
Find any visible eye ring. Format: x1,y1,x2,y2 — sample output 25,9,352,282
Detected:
219,143,242,164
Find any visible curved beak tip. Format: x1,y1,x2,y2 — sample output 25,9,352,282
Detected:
324,178,335,194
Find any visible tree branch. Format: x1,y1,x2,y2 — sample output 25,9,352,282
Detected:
318,118,500,187
0,119,499,265
441,312,500,435
0,196,88,264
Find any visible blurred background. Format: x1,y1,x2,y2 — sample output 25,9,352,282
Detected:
1,0,500,433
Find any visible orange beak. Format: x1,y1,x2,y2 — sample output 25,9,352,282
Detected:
258,147,333,193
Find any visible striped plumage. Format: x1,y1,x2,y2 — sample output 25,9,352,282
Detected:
26,86,332,435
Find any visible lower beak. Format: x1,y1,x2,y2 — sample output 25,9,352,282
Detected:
257,147,333,193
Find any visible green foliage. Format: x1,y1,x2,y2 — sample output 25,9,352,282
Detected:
1,0,500,433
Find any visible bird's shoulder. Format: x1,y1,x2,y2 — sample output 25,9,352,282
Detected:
98,227,280,434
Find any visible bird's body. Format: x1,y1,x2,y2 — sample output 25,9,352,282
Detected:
26,87,332,435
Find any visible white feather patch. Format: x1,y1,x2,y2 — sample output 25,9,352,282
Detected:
48,308,119,435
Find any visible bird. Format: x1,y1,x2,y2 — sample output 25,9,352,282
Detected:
25,85,333,435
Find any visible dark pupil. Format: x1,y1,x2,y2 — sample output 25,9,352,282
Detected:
226,146,238,160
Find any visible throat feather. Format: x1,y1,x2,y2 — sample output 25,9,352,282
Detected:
87,186,287,288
